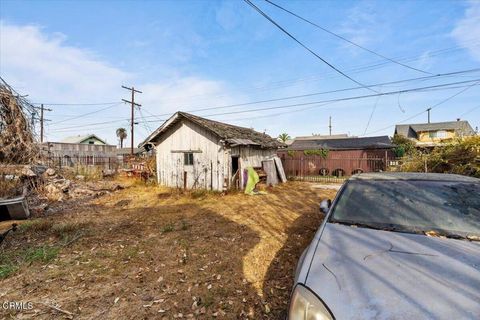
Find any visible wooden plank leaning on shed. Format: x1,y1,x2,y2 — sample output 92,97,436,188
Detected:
274,156,288,183
262,160,279,186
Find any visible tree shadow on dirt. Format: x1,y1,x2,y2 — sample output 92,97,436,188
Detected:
0,204,267,319
262,206,325,319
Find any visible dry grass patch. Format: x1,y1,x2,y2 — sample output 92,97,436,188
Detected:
0,181,337,319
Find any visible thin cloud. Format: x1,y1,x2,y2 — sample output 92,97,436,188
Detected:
0,21,242,143
451,1,480,61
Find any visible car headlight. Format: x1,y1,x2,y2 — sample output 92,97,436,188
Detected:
288,284,334,320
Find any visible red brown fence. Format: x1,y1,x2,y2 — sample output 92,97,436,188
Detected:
282,157,394,182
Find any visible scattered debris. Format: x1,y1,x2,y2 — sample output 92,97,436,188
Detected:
0,78,40,164
0,223,17,245
0,196,30,220
115,199,131,207
45,168,56,176
40,302,74,319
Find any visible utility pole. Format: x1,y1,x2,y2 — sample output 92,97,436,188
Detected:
122,86,142,155
329,116,332,136
40,104,44,143
39,104,52,143
427,108,431,123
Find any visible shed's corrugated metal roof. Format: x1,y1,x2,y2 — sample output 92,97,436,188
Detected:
394,121,475,138
141,112,284,149
287,135,393,150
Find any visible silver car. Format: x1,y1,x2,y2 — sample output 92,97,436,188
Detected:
289,173,480,320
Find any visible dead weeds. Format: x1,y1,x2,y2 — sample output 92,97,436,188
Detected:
0,181,337,319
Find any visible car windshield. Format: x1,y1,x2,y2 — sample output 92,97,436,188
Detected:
329,179,480,238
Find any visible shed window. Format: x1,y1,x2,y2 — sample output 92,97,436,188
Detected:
184,153,194,165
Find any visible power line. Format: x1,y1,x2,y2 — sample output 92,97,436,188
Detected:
151,41,479,104
32,101,120,106
110,68,478,122
35,67,480,128
50,102,123,125
198,79,480,118
149,79,480,120
47,78,480,132
362,80,480,136
48,123,128,133
169,68,480,116
263,0,433,75
39,104,52,143
122,85,142,155
49,119,128,131
25,43,480,112
363,93,382,135
218,101,338,123
459,105,480,118
243,0,377,92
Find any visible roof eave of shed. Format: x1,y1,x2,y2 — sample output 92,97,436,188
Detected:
140,112,285,149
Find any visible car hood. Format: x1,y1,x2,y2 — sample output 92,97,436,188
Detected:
305,223,480,320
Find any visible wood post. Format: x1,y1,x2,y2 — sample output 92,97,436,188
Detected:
184,171,187,190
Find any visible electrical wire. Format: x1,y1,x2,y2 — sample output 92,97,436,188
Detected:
32,101,120,106
362,80,480,136
48,78,480,131
36,67,480,127
167,68,480,116
263,0,433,75
154,40,479,104
459,105,480,118
51,102,124,125
243,0,377,92
363,93,382,135
180,79,480,119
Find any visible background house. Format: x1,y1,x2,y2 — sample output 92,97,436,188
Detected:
41,134,116,166
284,134,349,146
278,135,394,177
60,134,108,145
140,112,284,191
394,120,475,147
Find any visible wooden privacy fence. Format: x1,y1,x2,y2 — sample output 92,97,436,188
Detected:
282,157,393,182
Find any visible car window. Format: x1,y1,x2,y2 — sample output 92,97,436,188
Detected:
329,180,480,237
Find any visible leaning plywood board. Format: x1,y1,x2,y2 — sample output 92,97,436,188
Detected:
262,160,279,186
273,156,287,183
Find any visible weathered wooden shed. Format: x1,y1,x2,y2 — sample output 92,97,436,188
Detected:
139,112,284,191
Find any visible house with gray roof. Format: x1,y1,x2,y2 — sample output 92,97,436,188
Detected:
140,111,284,191
60,134,107,145
41,133,116,166
394,120,475,146
286,135,393,151
277,135,394,177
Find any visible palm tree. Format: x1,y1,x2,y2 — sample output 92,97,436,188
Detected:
116,128,127,148
278,133,291,143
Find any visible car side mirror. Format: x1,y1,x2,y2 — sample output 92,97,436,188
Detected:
319,199,331,214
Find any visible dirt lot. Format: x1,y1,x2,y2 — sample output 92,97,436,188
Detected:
0,180,337,319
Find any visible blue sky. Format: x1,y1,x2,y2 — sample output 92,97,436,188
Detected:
1,0,479,146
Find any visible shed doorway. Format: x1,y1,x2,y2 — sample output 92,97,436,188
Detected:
231,156,239,175
231,156,240,189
